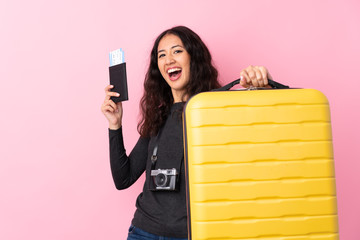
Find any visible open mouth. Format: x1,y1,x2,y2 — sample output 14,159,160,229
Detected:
167,67,182,81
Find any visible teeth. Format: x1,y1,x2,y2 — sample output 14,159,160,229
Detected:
167,68,181,74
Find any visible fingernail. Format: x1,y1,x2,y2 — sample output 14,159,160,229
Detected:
117,93,120,96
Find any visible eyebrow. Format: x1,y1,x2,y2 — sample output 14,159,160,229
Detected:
158,45,183,53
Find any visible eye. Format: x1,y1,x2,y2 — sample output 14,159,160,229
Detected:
174,50,183,54
158,53,165,59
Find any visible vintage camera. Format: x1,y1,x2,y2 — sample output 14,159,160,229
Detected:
150,168,179,191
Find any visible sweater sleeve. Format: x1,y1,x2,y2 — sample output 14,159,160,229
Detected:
109,127,150,190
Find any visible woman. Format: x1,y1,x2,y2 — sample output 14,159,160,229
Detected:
101,26,273,240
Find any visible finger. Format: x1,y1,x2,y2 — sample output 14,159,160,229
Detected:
101,102,112,112
102,105,115,113
104,85,116,100
253,67,263,87
259,66,268,86
102,99,119,113
108,99,118,111
246,66,258,87
240,70,251,88
104,85,114,93
105,91,120,101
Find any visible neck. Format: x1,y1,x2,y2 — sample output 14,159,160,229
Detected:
172,89,188,103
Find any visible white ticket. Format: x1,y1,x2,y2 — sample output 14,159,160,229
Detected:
109,48,125,66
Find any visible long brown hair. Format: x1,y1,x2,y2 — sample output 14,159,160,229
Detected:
138,26,221,137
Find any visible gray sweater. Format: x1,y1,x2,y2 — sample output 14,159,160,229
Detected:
109,102,187,238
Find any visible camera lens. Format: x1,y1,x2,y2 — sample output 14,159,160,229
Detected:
155,173,167,187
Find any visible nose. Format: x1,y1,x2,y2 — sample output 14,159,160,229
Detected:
165,54,175,65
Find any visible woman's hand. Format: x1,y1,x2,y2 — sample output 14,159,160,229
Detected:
101,85,123,130
240,65,273,88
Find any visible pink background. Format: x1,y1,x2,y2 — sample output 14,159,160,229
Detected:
0,0,359,239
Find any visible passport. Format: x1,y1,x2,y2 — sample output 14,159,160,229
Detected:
109,48,128,102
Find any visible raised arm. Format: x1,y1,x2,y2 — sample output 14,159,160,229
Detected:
109,128,149,190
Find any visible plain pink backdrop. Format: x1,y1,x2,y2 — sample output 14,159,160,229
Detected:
0,0,359,239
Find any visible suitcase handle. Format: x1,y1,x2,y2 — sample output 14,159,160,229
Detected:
213,78,290,91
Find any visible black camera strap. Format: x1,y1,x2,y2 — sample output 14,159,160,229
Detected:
150,125,184,174
151,126,164,170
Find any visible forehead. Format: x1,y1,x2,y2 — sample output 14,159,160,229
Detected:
158,34,184,51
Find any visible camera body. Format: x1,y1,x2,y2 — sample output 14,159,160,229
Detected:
150,168,179,191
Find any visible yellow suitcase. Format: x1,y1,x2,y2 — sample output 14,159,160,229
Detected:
183,80,338,240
